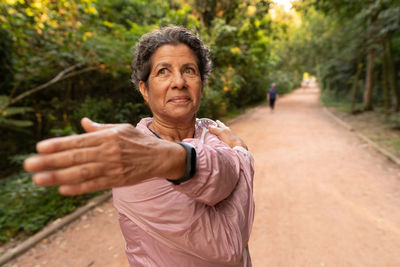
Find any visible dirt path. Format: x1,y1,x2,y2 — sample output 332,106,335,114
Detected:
6,200,128,267
233,85,400,266
7,85,400,266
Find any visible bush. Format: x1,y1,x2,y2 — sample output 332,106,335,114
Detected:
198,86,227,119
0,155,102,244
71,96,116,124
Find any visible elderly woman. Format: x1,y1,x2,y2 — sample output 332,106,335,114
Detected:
24,26,254,267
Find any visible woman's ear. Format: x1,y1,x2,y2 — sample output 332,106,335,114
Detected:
139,81,149,103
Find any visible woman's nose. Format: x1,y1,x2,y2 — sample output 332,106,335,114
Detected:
171,72,186,89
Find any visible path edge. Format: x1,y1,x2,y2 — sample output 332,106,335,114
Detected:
0,191,112,266
323,107,400,166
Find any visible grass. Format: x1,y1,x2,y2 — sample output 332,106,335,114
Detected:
372,137,400,155
320,90,363,113
392,138,400,153
321,90,400,159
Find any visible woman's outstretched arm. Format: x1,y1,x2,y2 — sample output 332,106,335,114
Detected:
24,117,188,195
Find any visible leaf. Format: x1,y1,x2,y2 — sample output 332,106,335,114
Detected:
0,95,9,107
1,106,33,117
0,117,33,128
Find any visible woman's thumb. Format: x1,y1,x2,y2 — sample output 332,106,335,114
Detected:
81,117,116,133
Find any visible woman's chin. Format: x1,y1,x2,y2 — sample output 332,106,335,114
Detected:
165,110,196,123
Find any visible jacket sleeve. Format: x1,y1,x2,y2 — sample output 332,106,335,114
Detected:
114,146,255,264
171,132,244,206
171,146,255,263
185,149,254,264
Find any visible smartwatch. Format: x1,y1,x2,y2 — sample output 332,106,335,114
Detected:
168,142,197,185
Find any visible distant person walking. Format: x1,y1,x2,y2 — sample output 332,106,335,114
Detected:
267,83,279,112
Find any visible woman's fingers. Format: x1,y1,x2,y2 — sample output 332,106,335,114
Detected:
32,162,105,186
24,122,160,195
216,120,227,128
209,120,248,150
209,120,229,136
34,122,137,155
207,125,219,135
58,176,119,195
35,131,106,154
24,146,101,172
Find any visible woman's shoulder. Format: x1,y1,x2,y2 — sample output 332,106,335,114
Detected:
195,118,217,128
136,117,153,133
194,118,217,140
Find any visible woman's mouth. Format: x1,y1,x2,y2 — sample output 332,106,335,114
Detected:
168,96,191,103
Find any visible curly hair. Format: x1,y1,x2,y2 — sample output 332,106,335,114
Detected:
131,26,212,90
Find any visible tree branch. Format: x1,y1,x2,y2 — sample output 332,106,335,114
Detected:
0,63,101,114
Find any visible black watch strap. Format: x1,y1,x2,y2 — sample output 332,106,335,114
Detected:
168,142,197,185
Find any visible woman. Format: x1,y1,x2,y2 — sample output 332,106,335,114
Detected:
24,26,254,266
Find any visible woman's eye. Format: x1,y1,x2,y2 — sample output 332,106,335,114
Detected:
184,68,195,74
158,68,168,75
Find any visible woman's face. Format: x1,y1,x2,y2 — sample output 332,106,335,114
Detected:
139,43,203,123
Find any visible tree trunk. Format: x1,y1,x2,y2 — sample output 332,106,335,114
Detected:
351,62,363,113
326,79,330,92
363,7,382,112
384,36,399,111
293,71,297,85
381,50,390,114
316,63,321,84
363,47,375,111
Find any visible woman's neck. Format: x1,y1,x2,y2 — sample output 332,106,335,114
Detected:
149,116,196,142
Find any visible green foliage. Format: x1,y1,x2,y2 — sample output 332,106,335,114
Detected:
0,169,102,243
198,86,227,119
386,113,400,130
320,89,355,113
294,0,400,111
50,124,77,137
0,28,13,93
70,96,149,127
96,0,170,27
71,96,115,123
0,95,34,129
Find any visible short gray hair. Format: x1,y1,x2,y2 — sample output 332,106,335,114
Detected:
131,26,212,90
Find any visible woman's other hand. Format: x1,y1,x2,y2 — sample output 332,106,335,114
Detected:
208,120,248,150
23,118,185,195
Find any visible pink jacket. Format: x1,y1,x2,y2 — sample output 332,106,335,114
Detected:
113,118,255,267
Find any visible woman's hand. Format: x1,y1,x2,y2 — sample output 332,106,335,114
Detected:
208,120,248,150
24,118,186,195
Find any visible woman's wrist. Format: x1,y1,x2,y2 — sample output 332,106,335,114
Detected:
167,142,197,185
160,142,187,181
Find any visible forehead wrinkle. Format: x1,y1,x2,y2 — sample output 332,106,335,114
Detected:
153,62,172,70
182,62,198,68
150,44,199,74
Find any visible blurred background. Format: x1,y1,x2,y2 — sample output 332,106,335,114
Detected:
0,0,399,248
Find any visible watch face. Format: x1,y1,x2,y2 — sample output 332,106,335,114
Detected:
189,145,197,178
168,142,197,185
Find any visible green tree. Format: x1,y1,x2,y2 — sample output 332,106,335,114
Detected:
295,0,400,112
